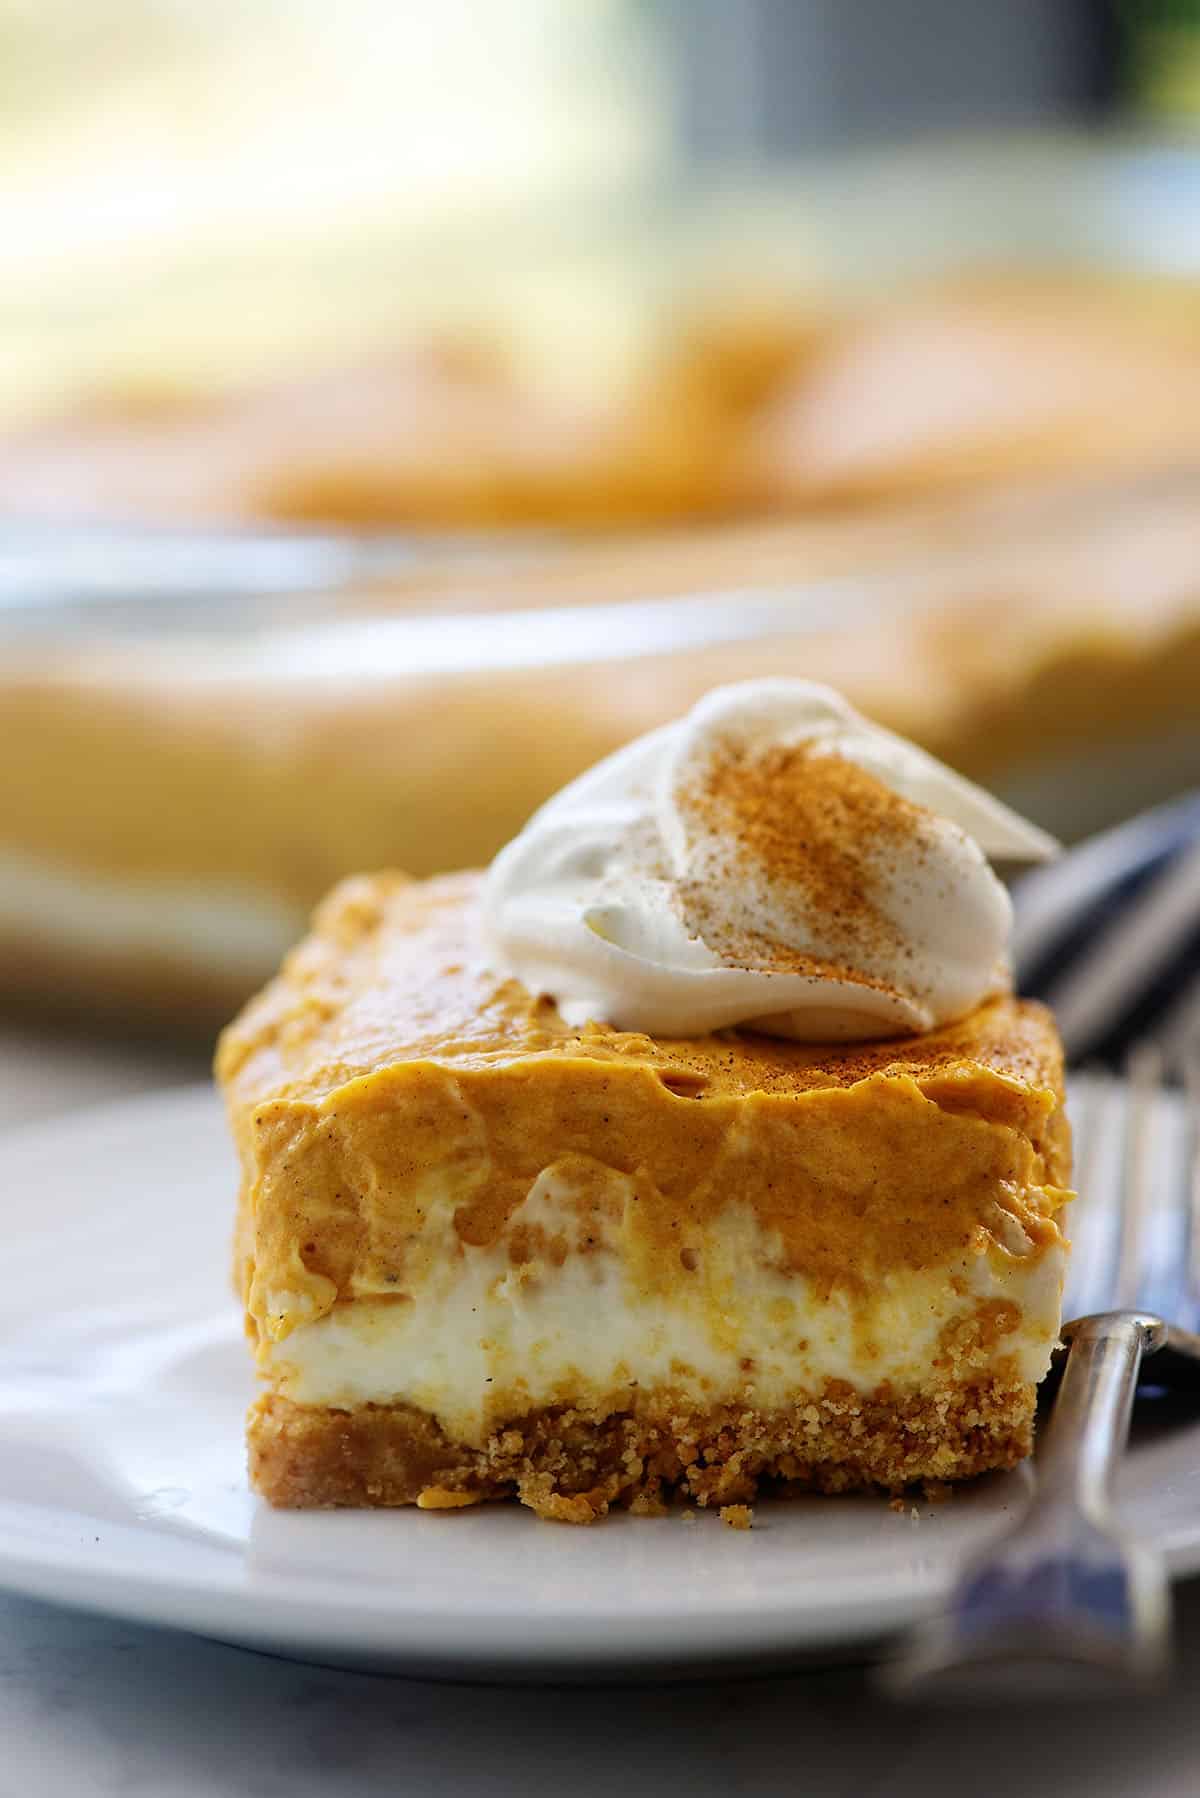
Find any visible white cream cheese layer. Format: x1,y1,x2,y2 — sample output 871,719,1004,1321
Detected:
261,1167,1066,1446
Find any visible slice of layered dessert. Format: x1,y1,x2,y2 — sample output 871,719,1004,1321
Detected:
217,681,1073,1520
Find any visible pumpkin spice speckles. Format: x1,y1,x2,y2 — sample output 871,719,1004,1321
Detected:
484,680,1057,1042
675,741,922,989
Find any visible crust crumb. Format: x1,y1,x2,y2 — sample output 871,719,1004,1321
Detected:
720,1504,754,1531
517,1479,614,1525
250,1378,1035,1521
629,1487,670,1518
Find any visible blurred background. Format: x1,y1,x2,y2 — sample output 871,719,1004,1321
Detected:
3,0,1200,1050
3,0,1199,417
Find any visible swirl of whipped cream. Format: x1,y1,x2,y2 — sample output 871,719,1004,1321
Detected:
483,681,1057,1041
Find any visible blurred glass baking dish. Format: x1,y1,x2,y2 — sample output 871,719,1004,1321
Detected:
3,129,1200,1039
1,464,1199,1042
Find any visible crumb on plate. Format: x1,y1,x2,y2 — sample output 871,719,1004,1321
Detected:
416,1487,483,1511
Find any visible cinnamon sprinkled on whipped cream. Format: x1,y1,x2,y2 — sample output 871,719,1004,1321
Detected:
483,681,1057,1042
678,743,920,985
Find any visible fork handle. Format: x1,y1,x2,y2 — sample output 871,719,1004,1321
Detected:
887,1311,1170,1698
1040,1312,1168,1509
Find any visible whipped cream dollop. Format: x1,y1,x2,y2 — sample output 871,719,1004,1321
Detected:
482,681,1057,1041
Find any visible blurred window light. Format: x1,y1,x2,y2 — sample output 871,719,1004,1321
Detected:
0,0,666,292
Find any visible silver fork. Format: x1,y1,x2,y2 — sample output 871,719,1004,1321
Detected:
888,1042,1200,1696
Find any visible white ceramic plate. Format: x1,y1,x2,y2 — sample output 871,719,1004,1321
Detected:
2,1083,1198,1680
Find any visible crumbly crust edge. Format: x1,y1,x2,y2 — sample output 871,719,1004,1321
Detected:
248,1380,1035,1523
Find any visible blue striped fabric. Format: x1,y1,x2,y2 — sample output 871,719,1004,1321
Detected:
1013,791,1200,1072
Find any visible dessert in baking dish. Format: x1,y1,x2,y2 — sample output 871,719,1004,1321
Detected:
737,275,1200,510
4,481,1200,1037
218,683,1071,1519
0,344,709,531
1,274,1198,529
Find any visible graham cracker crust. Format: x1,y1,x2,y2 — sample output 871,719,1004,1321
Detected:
249,1379,1035,1523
